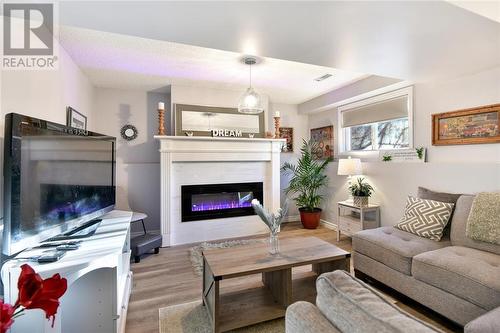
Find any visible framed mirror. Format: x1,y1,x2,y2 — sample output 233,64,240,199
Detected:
175,104,265,137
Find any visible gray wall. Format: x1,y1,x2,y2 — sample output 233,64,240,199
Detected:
92,88,171,233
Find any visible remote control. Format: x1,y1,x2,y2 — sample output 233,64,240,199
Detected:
36,250,66,263
38,241,82,248
56,244,79,251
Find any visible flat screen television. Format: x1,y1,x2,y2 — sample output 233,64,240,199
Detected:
3,113,116,255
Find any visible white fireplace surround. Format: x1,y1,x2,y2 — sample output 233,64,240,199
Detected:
155,136,285,246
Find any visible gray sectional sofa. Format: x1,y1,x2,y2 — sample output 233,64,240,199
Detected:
352,193,500,327
286,270,442,333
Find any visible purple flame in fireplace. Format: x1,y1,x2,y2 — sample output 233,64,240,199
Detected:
191,191,253,212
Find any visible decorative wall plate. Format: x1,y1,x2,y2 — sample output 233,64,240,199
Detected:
121,124,138,141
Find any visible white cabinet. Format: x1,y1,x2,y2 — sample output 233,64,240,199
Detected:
336,201,380,241
1,210,133,333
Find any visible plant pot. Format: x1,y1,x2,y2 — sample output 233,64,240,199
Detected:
299,208,322,229
353,196,369,207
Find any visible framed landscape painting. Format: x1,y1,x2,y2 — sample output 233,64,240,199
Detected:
432,104,500,146
310,125,334,159
279,127,293,152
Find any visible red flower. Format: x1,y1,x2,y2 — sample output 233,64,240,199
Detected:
0,300,14,333
16,264,67,327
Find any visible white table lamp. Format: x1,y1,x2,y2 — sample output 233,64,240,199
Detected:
337,156,362,201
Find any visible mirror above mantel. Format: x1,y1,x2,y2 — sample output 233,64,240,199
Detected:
175,104,265,138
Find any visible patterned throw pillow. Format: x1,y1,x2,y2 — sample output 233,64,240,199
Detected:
395,196,454,241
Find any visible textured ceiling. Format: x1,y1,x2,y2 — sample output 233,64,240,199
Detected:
60,1,500,83
59,27,369,104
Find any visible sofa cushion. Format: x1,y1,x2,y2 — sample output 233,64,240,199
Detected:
418,187,462,205
395,196,454,241
450,195,500,255
316,270,440,333
418,187,462,239
353,226,450,275
412,246,500,310
286,301,341,333
465,306,500,333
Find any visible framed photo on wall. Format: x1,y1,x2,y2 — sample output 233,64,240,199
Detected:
279,127,293,152
432,103,500,146
310,125,334,159
66,106,87,130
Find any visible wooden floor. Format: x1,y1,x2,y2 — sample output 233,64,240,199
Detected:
125,223,461,333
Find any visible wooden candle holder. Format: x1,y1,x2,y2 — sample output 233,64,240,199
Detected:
274,116,281,139
158,108,165,135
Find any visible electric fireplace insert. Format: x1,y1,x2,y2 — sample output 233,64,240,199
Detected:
181,182,263,222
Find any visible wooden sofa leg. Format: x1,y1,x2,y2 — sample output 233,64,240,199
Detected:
154,247,160,254
134,256,141,263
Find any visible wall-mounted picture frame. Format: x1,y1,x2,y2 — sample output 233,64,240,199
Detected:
432,103,500,146
279,127,293,152
66,106,87,130
310,125,334,159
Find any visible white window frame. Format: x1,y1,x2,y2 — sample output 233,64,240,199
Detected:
338,86,414,157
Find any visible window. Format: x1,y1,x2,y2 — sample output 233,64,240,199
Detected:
346,118,409,151
339,87,413,153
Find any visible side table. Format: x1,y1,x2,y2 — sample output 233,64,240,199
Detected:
337,201,380,241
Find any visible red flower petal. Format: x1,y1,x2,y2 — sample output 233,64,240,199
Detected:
14,265,67,327
0,301,15,333
39,274,67,300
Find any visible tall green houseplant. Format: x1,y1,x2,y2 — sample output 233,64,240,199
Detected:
281,139,333,229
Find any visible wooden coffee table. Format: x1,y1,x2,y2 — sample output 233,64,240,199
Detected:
202,236,350,332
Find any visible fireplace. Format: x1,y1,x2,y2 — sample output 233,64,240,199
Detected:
181,182,263,222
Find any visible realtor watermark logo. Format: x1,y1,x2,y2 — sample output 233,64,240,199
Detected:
2,2,58,69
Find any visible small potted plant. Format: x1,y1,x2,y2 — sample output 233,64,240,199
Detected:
349,177,374,207
281,139,332,229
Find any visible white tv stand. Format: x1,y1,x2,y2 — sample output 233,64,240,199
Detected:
1,210,133,333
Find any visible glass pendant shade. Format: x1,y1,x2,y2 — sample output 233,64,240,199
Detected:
238,87,264,114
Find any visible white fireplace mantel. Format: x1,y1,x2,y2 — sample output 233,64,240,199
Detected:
155,136,286,246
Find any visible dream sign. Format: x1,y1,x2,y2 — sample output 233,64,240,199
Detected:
211,129,243,137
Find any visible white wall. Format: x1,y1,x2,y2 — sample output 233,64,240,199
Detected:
269,103,309,218
414,67,500,162
92,88,170,233
0,46,95,222
306,67,500,226
298,75,401,114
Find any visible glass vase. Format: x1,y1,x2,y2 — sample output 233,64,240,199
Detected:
269,231,280,255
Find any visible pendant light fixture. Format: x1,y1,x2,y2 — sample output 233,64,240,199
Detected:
238,56,264,114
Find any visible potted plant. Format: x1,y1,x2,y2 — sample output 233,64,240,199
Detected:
349,177,374,207
281,139,332,229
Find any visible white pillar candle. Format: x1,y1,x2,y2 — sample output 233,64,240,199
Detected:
274,111,280,117
158,102,165,110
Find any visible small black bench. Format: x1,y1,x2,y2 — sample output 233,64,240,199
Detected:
131,233,162,263
130,213,161,263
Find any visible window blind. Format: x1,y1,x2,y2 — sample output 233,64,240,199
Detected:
341,95,408,128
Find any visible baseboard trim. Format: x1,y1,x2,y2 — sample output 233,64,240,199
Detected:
320,219,338,231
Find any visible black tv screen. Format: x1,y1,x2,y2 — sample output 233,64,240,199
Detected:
3,113,116,255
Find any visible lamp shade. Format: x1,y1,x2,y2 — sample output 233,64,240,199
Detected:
337,157,362,176
238,87,264,114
